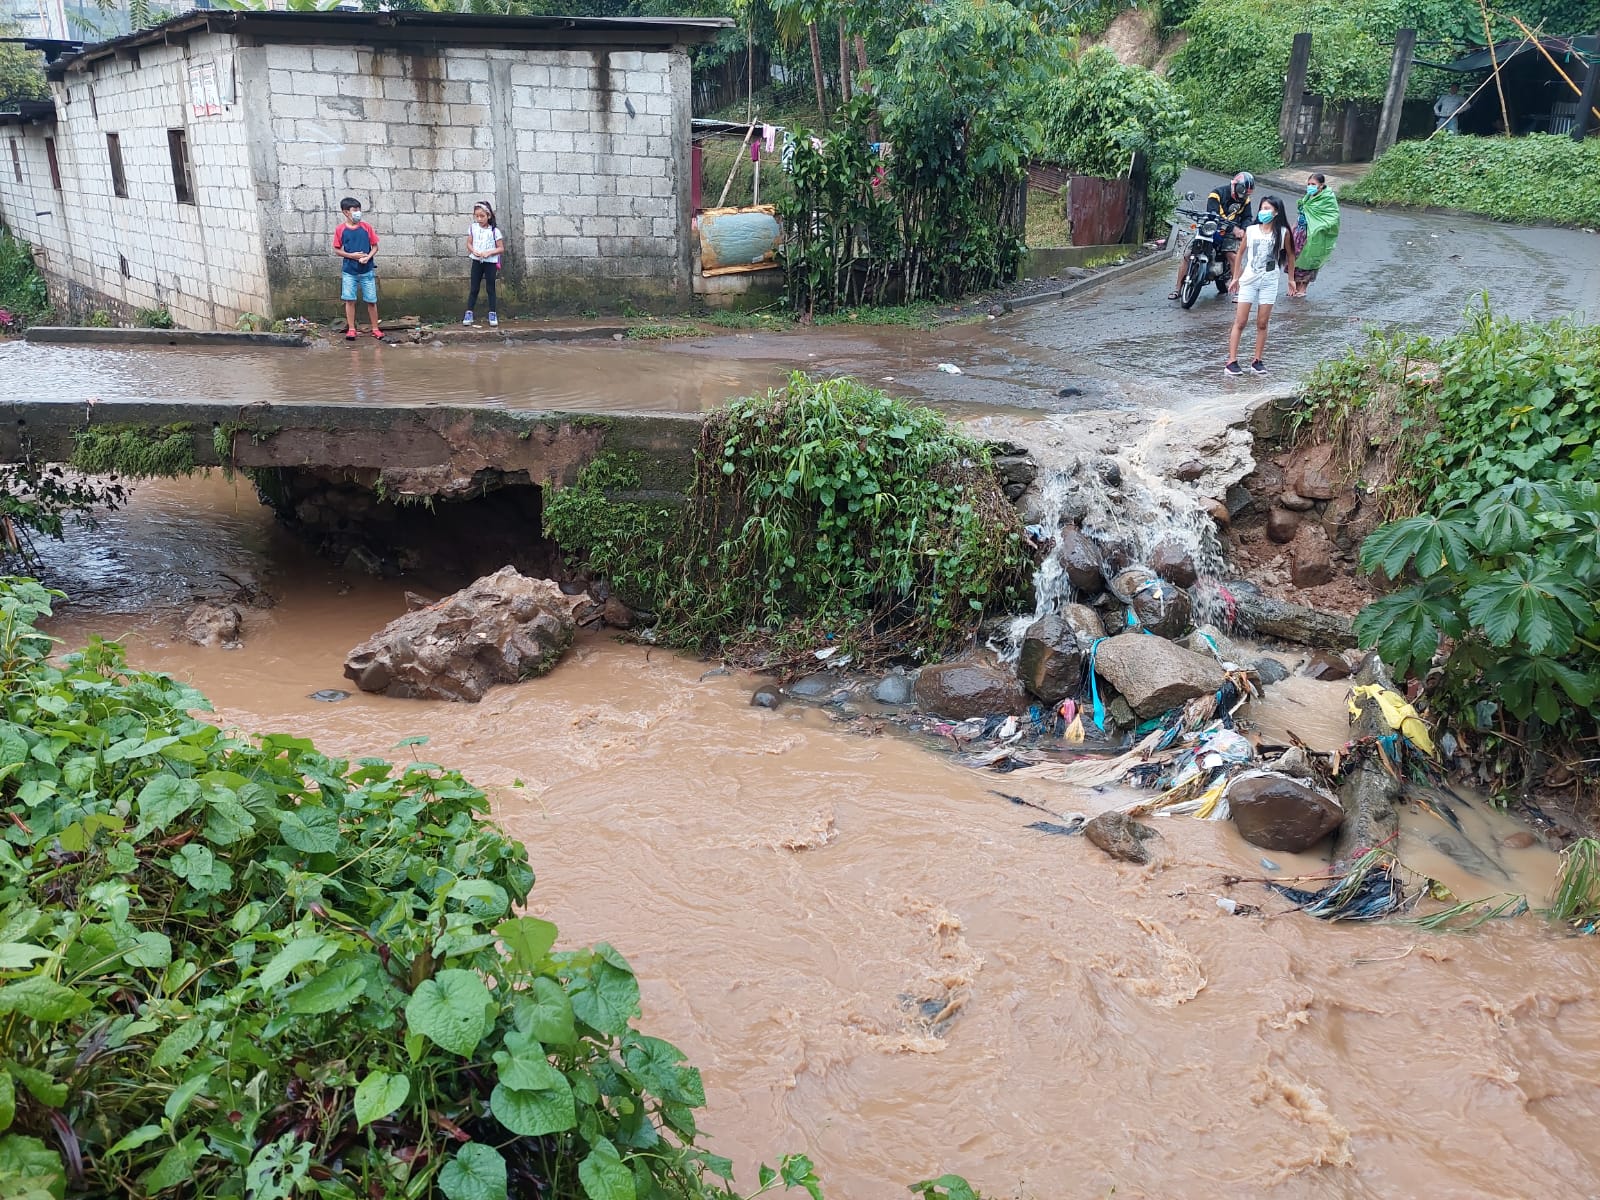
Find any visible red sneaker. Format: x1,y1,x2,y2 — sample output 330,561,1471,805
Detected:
371,329,384,340
344,329,357,341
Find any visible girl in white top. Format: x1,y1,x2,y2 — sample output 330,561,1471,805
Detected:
463,201,505,328
1224,194,1295,376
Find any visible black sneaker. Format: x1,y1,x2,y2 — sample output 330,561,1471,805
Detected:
1250,359,1266,374
1223,361,1243,377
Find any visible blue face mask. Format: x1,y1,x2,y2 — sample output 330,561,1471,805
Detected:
1257,209,1275,224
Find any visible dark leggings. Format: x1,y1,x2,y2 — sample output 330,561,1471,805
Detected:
468,260,498,312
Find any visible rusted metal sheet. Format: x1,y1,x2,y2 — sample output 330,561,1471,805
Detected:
699,205,782,275
1068,175,1130,247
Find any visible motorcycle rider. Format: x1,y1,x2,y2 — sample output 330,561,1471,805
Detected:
1169,172,1255,301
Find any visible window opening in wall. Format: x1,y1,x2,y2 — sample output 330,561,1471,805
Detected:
45,138,61,191
8,139,19,184
119,254,130,278
106,133,127,198
89,86,98,120
167,129,194,205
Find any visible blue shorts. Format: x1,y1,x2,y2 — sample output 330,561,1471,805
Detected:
341,272,377,303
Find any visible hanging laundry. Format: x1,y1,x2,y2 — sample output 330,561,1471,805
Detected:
762,123,777,153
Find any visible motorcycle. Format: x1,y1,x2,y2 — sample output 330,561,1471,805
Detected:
1174,206,1240,309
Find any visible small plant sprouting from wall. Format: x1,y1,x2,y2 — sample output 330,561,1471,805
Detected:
72,423,198,479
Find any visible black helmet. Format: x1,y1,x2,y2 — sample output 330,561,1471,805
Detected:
1231,171,1255,198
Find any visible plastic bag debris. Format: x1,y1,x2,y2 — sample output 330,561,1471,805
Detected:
936,362,963,374
1350,684,1436,757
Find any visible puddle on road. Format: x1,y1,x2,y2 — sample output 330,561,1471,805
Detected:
30,474,1600,1199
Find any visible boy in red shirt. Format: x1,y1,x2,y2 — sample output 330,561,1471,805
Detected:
333,197,382,341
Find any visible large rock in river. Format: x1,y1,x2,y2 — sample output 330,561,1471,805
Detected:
1016,614,1085,705
343,566,577,701
913,661,1025,719
1091,632,1226,718
1226,771,1344,852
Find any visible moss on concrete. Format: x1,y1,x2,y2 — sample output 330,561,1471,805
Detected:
72,423,199,478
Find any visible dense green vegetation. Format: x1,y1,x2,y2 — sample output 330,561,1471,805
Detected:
1034,45,1194,238
0,225,51,331
1299,303,1598,514
543,373,1028,665
0,577,987,1199
1299,306,1600,801
1166,0,1600,173
778,0,1055,313
1343,135,1600,227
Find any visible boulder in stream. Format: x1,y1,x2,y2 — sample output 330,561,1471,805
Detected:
1016,614,1085,705
1055,525,1104,593
343,566,577,701
1226,771,1344,852
1084,810,1158,864
182,602,243,648
1091,632,1226,718
913,661,1025,719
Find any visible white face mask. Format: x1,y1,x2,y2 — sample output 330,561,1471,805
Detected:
349,210,362,221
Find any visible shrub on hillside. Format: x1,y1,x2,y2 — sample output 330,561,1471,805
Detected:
1343,135,1600,227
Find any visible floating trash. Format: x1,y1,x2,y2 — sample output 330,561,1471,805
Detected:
308,690,350,702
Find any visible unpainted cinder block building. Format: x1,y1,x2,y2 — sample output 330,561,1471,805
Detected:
0,9,727,326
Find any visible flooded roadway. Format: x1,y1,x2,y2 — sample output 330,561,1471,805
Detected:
36,473,1600,1200
5,172,1594,464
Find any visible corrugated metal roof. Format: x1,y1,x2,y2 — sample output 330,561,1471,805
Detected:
1442,34,1598,73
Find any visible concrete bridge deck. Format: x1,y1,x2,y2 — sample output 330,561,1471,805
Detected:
1,399,702,496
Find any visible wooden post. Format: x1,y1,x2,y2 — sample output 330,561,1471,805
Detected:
1374,28,1417,156
1574,33,1600,140
1480,0,1512,135
1279,32,1313,160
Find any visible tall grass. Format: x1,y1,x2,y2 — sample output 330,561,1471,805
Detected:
0,224,51,327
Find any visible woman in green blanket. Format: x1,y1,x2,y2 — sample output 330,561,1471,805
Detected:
1290,173,1340,298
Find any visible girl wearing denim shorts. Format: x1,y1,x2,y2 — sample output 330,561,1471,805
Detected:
1224,195,1295,376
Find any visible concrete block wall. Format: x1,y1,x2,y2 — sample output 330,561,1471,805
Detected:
250,43,692,317
0,31,270,328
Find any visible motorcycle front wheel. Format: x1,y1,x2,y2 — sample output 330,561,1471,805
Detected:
1180,259,1205,309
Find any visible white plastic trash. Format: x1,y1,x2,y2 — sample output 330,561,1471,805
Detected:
936,363,963,374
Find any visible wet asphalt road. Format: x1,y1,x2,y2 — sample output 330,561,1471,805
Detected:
2,168,1594,419
896,168,1600,413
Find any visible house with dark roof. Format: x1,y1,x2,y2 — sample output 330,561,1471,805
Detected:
0,9,729,326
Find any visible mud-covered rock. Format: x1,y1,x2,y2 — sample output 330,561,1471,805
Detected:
913,661,1025,719
1150,540,1199,588
750,684,781,709
1226,772,1344,852
182,603,242,648
1266,506,1301,544
1277,491,1315,512
1091,632,1227,718
1055,525,1105,593
1017,614,1086,704
602,596,638,629
1285,443,1341,501
1253,657,1292,685
1084,810,1158,864
1290,532,1336,588
343,567,577,701
1303,650,1352,681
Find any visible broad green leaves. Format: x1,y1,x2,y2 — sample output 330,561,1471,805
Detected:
405,969,495,1057
567,944,641,1039
0,978,90,1023
353,1071,410,1128
578,1137,635,1200
1353,473,1599,754
496,916,557,968
438,1143,507,1200
0,1134,64,1200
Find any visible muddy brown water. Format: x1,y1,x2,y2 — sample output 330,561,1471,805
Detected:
34,475,1600,1198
